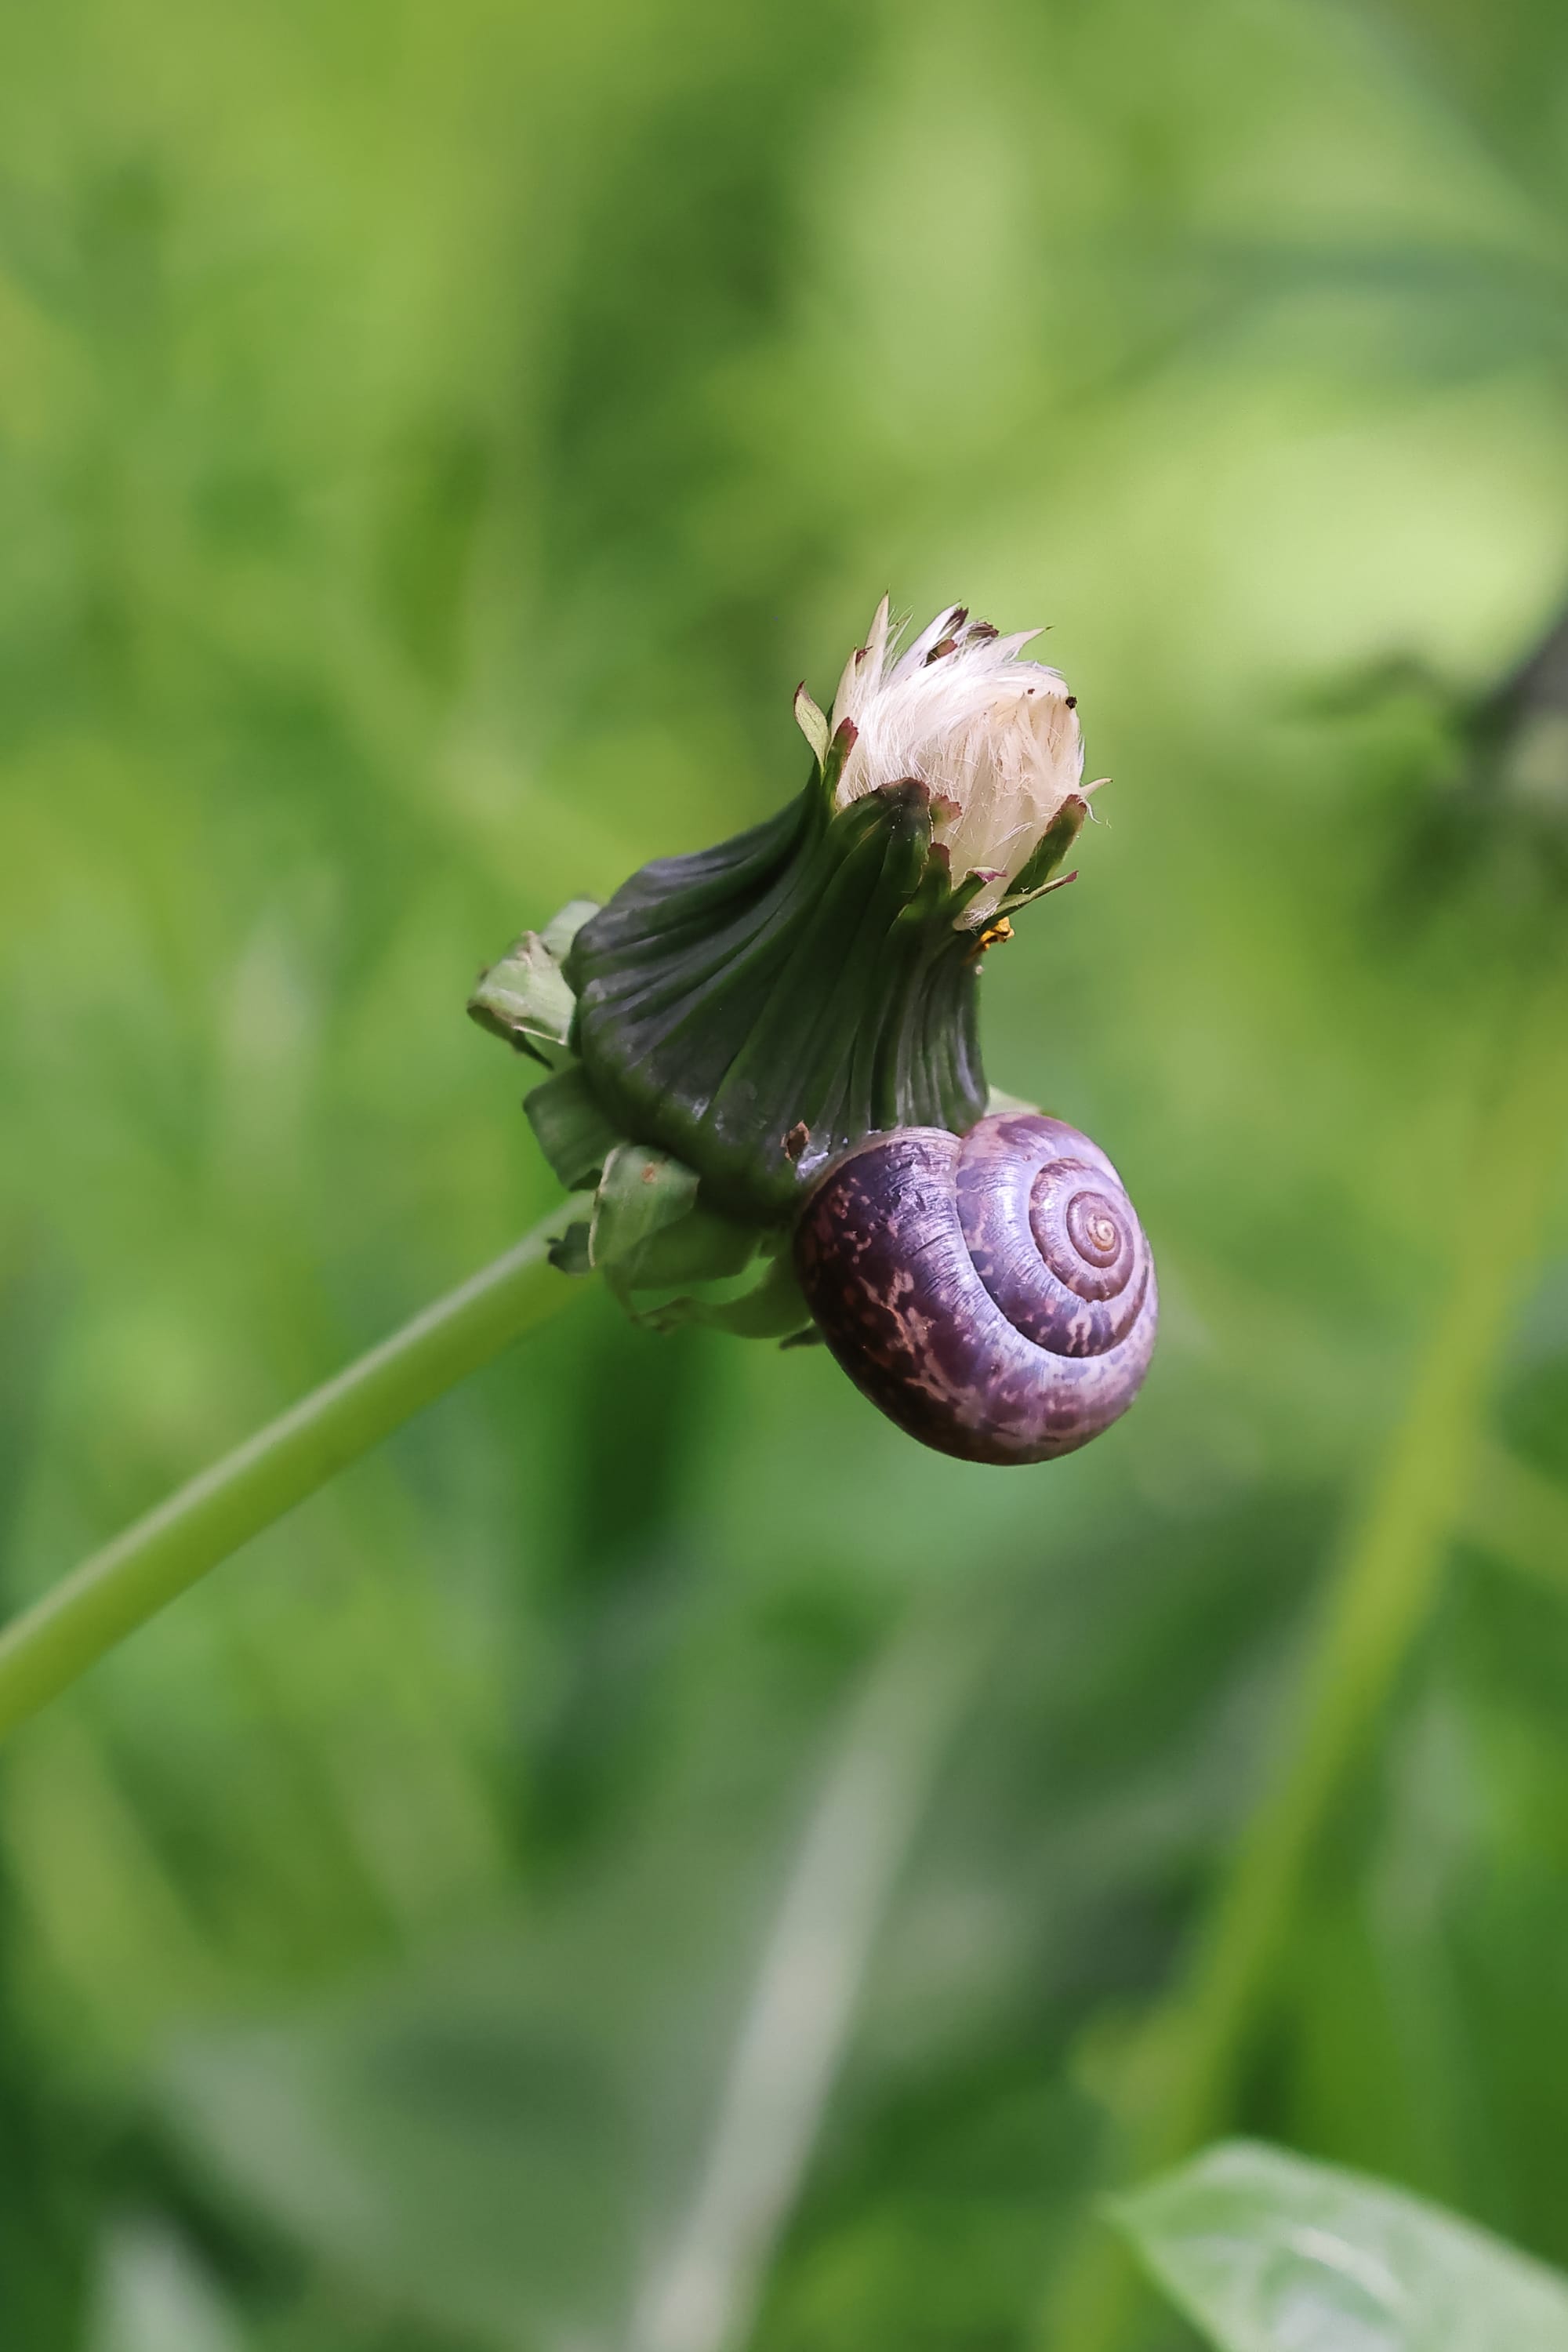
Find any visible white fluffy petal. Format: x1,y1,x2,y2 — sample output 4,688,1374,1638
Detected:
826,601,1084,924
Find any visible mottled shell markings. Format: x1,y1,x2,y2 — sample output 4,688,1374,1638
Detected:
793,1112,1156,1465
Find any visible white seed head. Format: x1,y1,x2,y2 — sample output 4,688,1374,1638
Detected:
810,596,1087,925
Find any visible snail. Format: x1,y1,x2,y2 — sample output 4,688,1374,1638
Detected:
793,1109,1156,1465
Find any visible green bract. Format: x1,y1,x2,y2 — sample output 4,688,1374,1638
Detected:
468,897,815,1338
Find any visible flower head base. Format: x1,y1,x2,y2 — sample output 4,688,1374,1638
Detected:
803,598,1087,925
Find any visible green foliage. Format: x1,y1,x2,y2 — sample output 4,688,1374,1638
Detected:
1116,2140,1568,2350
3,0,1568,2346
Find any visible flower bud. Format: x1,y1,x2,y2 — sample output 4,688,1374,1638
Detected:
479,600,1093,1232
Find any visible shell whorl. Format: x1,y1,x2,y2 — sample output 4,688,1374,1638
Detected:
793,1111,1157,1465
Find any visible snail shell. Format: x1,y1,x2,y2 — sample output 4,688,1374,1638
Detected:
793,1111,1157,1465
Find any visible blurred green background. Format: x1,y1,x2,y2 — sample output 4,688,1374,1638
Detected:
5,0,1568,2345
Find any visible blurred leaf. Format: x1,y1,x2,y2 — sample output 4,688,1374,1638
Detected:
89,2220,245,2352
1114,2139,1568,2350
1463,1441,1568,1599
1368,0,1568,223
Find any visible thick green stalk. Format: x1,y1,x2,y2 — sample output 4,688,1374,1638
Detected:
0,1200,595,1741
1052,947,1568,2352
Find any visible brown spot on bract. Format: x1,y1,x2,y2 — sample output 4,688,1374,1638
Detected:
784,1121,809,1162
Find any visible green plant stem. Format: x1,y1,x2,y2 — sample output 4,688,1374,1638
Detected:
1052,945,1568,2352
0,1198,596,1742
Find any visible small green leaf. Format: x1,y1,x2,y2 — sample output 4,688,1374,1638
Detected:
1113,2140,1568,2352
590,1142,700,1273
622,1204,760,1287
524,1069,623,1191
539,895,602,960
467,932,578,1066
641,1242,812,1339
694,1255,811,1338
546,1220,593,1277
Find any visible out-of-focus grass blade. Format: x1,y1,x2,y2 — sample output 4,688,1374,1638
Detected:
1113,2139,1568,2350
625,1599,992,2352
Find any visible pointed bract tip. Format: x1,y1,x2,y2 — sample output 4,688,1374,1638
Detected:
793,681,830,765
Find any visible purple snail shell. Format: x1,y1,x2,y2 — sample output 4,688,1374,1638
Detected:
793,1111,1157,1465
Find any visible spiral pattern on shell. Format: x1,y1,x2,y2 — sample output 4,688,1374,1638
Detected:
793,1111,1157,1465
